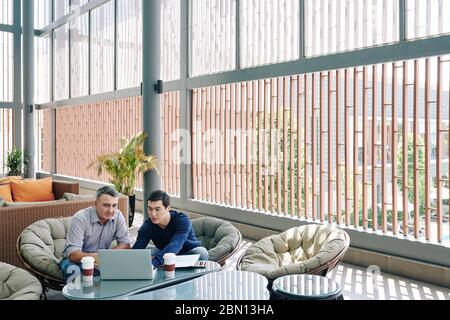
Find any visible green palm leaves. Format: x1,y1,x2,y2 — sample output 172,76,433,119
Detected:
88,132,158,195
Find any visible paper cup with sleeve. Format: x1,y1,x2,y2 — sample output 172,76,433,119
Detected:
81,256,95,282
163,253,176,278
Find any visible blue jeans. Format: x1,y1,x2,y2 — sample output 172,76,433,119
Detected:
151,246,209,261
59,258,100,283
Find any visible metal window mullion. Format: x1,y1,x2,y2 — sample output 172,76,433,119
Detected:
0,24,18,33
39,0,111,36
353,68,359,228
299,0,305,60
399,0,406,41
13,0,21,148
424,58,431,240
180,0,191,201
68,16,72,99
88,7,91,95
51,0,54,102
392,63,398,235
235,0,240,70
51,108,56,174
436,57,443,241
362,66,368,229
113,0,117,91
184,34,450,90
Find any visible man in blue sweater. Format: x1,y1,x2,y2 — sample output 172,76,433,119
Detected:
132,190,208,267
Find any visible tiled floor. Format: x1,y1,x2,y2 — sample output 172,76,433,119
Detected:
47,213,450,300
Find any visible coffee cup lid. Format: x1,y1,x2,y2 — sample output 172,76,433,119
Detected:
81,256,95,263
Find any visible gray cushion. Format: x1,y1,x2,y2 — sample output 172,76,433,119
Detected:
239,224,349,280
0,262,42,300
18,217,71,281
63,192,95,201
192,217,240,262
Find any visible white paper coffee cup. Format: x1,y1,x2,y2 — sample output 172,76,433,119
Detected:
163,253,176,277
81,256,95,282
163,253,176,269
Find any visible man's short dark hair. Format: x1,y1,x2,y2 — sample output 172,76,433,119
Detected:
147,190,170,208
96,186,119,199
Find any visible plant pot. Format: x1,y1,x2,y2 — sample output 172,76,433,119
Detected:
128,194,136,227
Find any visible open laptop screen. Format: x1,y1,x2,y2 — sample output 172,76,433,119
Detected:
98,249,154,280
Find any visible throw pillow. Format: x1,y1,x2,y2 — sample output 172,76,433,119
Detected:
10,177,55,202
63,192,95,201
0,184,13,202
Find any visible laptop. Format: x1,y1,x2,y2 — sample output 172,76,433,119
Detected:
98,249,155,280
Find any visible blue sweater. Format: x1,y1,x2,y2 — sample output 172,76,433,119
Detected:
132,211,201,267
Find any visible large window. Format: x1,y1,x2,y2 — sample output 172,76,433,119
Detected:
54,0,69,20
53,24,69,101
190,0,236,76
240,0,299,67
406,0,450,39
305,0,399,57
0,109,13,175
34,0,51,29
161,0,180,81
0,0,12,25
117,0,142,89
0,32,13,102
191,54,450,244
35,35,51,103
70,13,89,98
91,1,115,94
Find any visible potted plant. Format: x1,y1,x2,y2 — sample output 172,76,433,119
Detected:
6,147,30,177
88,131,158,226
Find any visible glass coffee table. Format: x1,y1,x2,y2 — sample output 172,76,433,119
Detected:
120,270,270,300
272,274,343,300
62,261,221,300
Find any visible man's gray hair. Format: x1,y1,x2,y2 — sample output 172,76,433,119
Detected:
96,186,119,199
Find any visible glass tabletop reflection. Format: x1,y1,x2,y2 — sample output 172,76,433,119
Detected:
120,270,270,300
272,274,341,300
62,261,221,300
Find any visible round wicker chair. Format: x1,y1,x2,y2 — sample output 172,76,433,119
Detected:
16,217,71,296
0,262,42,300
192,216,242,266
236,224,350,282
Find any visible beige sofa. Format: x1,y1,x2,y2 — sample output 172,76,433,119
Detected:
0,180,128,267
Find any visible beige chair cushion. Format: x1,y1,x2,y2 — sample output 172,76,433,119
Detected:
239,224,348,280
63,192,95,201
19,218,71,281
0,262,42,300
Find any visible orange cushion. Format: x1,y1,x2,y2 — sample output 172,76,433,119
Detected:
0,183,13,202
0,176,22,184
10,177,55,202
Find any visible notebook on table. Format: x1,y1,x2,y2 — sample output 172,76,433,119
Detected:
174,254,201,268
98,249,155,280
